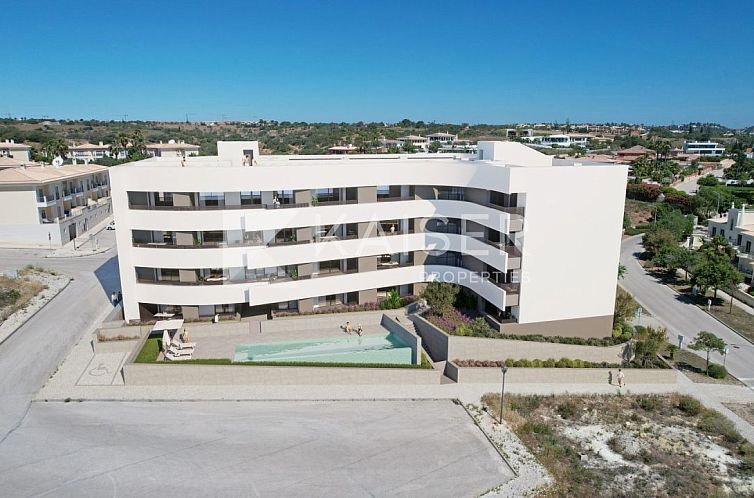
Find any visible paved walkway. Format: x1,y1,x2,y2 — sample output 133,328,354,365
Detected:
45,216,115,258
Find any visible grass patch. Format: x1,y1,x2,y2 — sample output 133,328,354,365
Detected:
669,349,740,385
134,337,161,363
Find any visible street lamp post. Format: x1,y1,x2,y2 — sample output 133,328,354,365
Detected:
499,365,508,423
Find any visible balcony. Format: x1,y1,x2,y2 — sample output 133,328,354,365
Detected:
36,196,56,207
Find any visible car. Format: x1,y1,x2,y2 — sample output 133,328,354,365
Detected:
105,222,116,231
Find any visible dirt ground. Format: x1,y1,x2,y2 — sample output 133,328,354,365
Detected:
625,199,655,227
482,393,754,498
0,269,47,323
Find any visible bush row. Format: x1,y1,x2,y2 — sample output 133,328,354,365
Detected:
453,358,621,368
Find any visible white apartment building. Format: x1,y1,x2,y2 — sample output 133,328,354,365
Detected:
146,140,200,157
0,140,31,161
683,140,725,157
534,134,592,148
708,205,754,280
69,141,128,163
110,141,627,338
0,163,111,247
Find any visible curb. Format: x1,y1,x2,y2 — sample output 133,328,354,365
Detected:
0,277,72,347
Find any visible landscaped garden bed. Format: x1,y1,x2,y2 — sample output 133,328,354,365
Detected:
480,393,754,497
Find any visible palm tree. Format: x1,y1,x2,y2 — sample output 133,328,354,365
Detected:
42,138,68,161
127,130,147,159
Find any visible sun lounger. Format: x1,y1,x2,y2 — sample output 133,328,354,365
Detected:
171,337,197,349
167,345,194,356
165,351,192,361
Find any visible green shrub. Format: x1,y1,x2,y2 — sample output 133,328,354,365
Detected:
707,363,727,379
699,411,743,443
556,357,574,368
0,288,21,307
543,358,557,368
557,401,577,419
521,420,552,435
531,359,543,368
637,396,660,411
677,395,702,416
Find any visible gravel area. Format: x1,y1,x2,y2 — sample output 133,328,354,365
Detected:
464,403,553,497
0,269,70,344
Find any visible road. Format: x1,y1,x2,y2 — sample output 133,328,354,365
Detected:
673,166,725,194
0,230,120,442
620,235,754,387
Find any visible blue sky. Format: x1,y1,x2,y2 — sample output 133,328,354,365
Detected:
3,0,753,127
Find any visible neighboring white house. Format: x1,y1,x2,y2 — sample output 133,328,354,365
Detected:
0,140,32,162
68,141,128,163
110,140,627,339
522,134,593,148
426,132,458,143
707,205,754,280
395,135,428,151
0,163,111,247
146,140,200,157
683,140,725,157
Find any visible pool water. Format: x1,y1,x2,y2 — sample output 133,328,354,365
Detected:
233,332,413,365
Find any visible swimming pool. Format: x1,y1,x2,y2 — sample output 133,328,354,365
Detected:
233,332,413,365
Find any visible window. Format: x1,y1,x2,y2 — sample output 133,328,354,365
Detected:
199,192,224,207
737,234,743,246
712,227,717,236
240,191,261,205
747,241,752,253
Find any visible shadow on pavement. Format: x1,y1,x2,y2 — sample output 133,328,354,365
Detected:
94,256,121,299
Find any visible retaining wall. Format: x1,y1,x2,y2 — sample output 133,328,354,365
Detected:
123,363,441,386
411,314,628,363
445,364,677,385
381,314,422,364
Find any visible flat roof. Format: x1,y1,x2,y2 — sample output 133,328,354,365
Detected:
147,142,200,149
0,163,108,185
0,141,31,150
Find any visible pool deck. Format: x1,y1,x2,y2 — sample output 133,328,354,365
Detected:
185,321,399,360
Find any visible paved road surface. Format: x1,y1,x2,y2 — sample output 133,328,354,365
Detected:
0,231,120,442
674,167,725,194
0,400,512,497
620,235,754,387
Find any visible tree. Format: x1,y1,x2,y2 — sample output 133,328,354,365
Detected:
633,326,668,367
692,236,744,298
618,264,627,280
613,287,638,327
401,141,416,153
689,331,726,375
42,138,68,160
697,174,720,187
651,245,696,280
642,228,678,257
127,130,147,160
428,141,441,153
422,282,460,316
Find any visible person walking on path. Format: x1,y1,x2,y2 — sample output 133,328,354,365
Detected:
617,368,626,388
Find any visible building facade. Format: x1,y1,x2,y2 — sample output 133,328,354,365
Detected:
0,163,111,247
0,140,31,161
111,141,627,338
683,140,725,157
708,205,754,280
69,142,128,163
146,140,200,157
